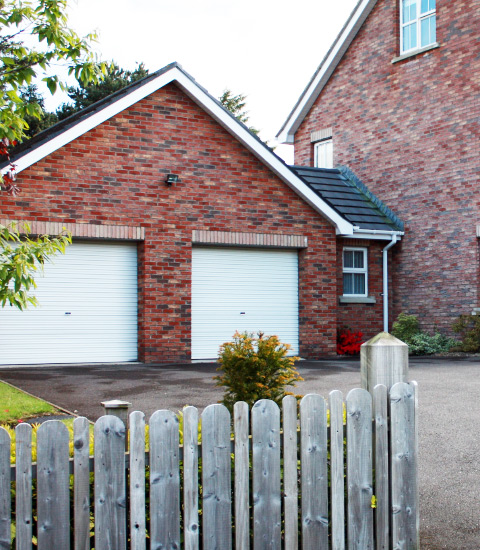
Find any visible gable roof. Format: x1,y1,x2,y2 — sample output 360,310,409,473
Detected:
290,165,404,233
277,0,379,143
2,62,358,235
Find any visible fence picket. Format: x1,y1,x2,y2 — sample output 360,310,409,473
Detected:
234,402,249,550
37,421,70,550
412,381,420,549
202,404,232,550
373,385,389,550
282,395,298,550
129,411,146,550
183,406,199,550
252,400,281,550
149,410,180,550
346,388,373,550
15,423,32,550
300,394,328,550
329,390,345,550
94,415,126,550
390,382,417,550
0,428,10,550
74,417,91,550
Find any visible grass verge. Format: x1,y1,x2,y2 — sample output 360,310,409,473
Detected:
0,380,59,424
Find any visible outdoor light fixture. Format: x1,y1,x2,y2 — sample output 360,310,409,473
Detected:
165,174,179,186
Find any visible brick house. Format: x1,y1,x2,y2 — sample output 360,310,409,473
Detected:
0,63,400,365
278,0,480,335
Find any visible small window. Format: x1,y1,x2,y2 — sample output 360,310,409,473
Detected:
400,0,436,54
314,139,333,169
343,248,368,297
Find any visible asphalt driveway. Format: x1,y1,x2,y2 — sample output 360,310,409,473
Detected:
0,356,479,549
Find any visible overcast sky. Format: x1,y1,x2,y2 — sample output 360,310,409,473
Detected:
50,0,359,162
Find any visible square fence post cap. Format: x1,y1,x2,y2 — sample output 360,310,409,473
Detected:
361,331,408,348
101,399,132,409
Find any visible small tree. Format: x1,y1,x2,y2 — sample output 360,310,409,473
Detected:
0,223,71,309
215,331,302,412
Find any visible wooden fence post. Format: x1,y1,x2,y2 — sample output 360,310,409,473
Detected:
101,399,131,450
361,332,409,393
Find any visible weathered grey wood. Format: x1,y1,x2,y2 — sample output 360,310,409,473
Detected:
282,395,298,550
149,410,180,550
183,406,199,550
129,411,146,550
412,381,420,549
360,332,409,393
74,417,91,550
300,394,328,550
373,385,389,550
234,402,249,550
202,404,232,550
252,400,281,550
37,421,70,550
101,401,131,451
329,390,345,550
346,388,373,550
0,428,11,550
15,422,32,550
390,382,418,550
94,415,127,550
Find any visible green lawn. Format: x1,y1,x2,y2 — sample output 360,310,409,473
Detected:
0,381,59,424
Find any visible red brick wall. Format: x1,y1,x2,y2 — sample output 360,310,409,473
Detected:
295,0,480,334
336,239,389,341
2,83,340,361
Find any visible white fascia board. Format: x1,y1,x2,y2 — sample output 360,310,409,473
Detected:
174,72,354,235
346,230,404,241
277,0,378,144
3,69,181,176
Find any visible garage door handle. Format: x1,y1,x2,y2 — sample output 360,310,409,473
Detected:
65,312,72,315
240,312,245,315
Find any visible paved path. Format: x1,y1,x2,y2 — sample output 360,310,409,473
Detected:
0,357,479,549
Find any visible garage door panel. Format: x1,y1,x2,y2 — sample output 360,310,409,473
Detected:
0,242,138,365
192,247,299,359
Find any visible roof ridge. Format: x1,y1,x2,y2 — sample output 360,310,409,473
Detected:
338,165,404,231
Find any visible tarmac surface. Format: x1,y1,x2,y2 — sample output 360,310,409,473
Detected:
0,356,479,549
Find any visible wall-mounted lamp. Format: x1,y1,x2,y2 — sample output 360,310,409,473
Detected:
165,174,179,186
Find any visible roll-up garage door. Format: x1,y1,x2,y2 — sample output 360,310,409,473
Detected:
0,241,138,364
191,247,299,359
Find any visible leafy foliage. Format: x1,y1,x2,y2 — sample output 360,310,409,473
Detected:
452,314,480,352
337,328,364,355
0,0,105,144
215,331,302,412
20,84,59,138
219,89,259,135
0,222,71,309
391,312,457,355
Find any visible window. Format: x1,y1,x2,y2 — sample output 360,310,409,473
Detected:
314,139,333,169
401,0,436,54
343,248,367,296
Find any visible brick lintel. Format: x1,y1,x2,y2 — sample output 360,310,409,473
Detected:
1,219,145,241
192,229,308,249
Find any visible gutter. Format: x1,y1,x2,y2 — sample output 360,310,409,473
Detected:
382,235,398,332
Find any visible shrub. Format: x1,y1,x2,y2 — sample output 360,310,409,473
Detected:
215,331,302,412
337,329,364,355
391,312,457,355
452,314,480,352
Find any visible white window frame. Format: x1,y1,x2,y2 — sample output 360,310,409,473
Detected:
314,138,333,169
400,0,436,55
342,247,368,297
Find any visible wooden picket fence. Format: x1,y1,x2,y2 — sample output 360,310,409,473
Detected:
0,382,418,550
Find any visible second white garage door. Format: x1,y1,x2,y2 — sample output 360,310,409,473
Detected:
191,247,299,359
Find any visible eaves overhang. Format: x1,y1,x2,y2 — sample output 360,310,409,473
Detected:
276,0,379,144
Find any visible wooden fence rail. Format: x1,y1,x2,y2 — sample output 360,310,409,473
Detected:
0,382,419,550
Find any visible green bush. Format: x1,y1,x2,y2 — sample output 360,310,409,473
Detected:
215,331,302,412
452,314,480,352
391,313,457,355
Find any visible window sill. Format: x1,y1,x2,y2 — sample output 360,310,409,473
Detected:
339,296,377,304
391,42,440,64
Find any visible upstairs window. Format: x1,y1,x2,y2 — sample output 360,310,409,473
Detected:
314,139,333,169
401,0,436,54
343,248,367,297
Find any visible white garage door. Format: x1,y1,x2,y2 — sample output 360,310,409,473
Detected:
192,247,299,359
0,241,138,364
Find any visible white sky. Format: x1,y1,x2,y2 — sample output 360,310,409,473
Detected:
45,0,359,163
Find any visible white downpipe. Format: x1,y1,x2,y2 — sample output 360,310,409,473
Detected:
383,235,398,332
